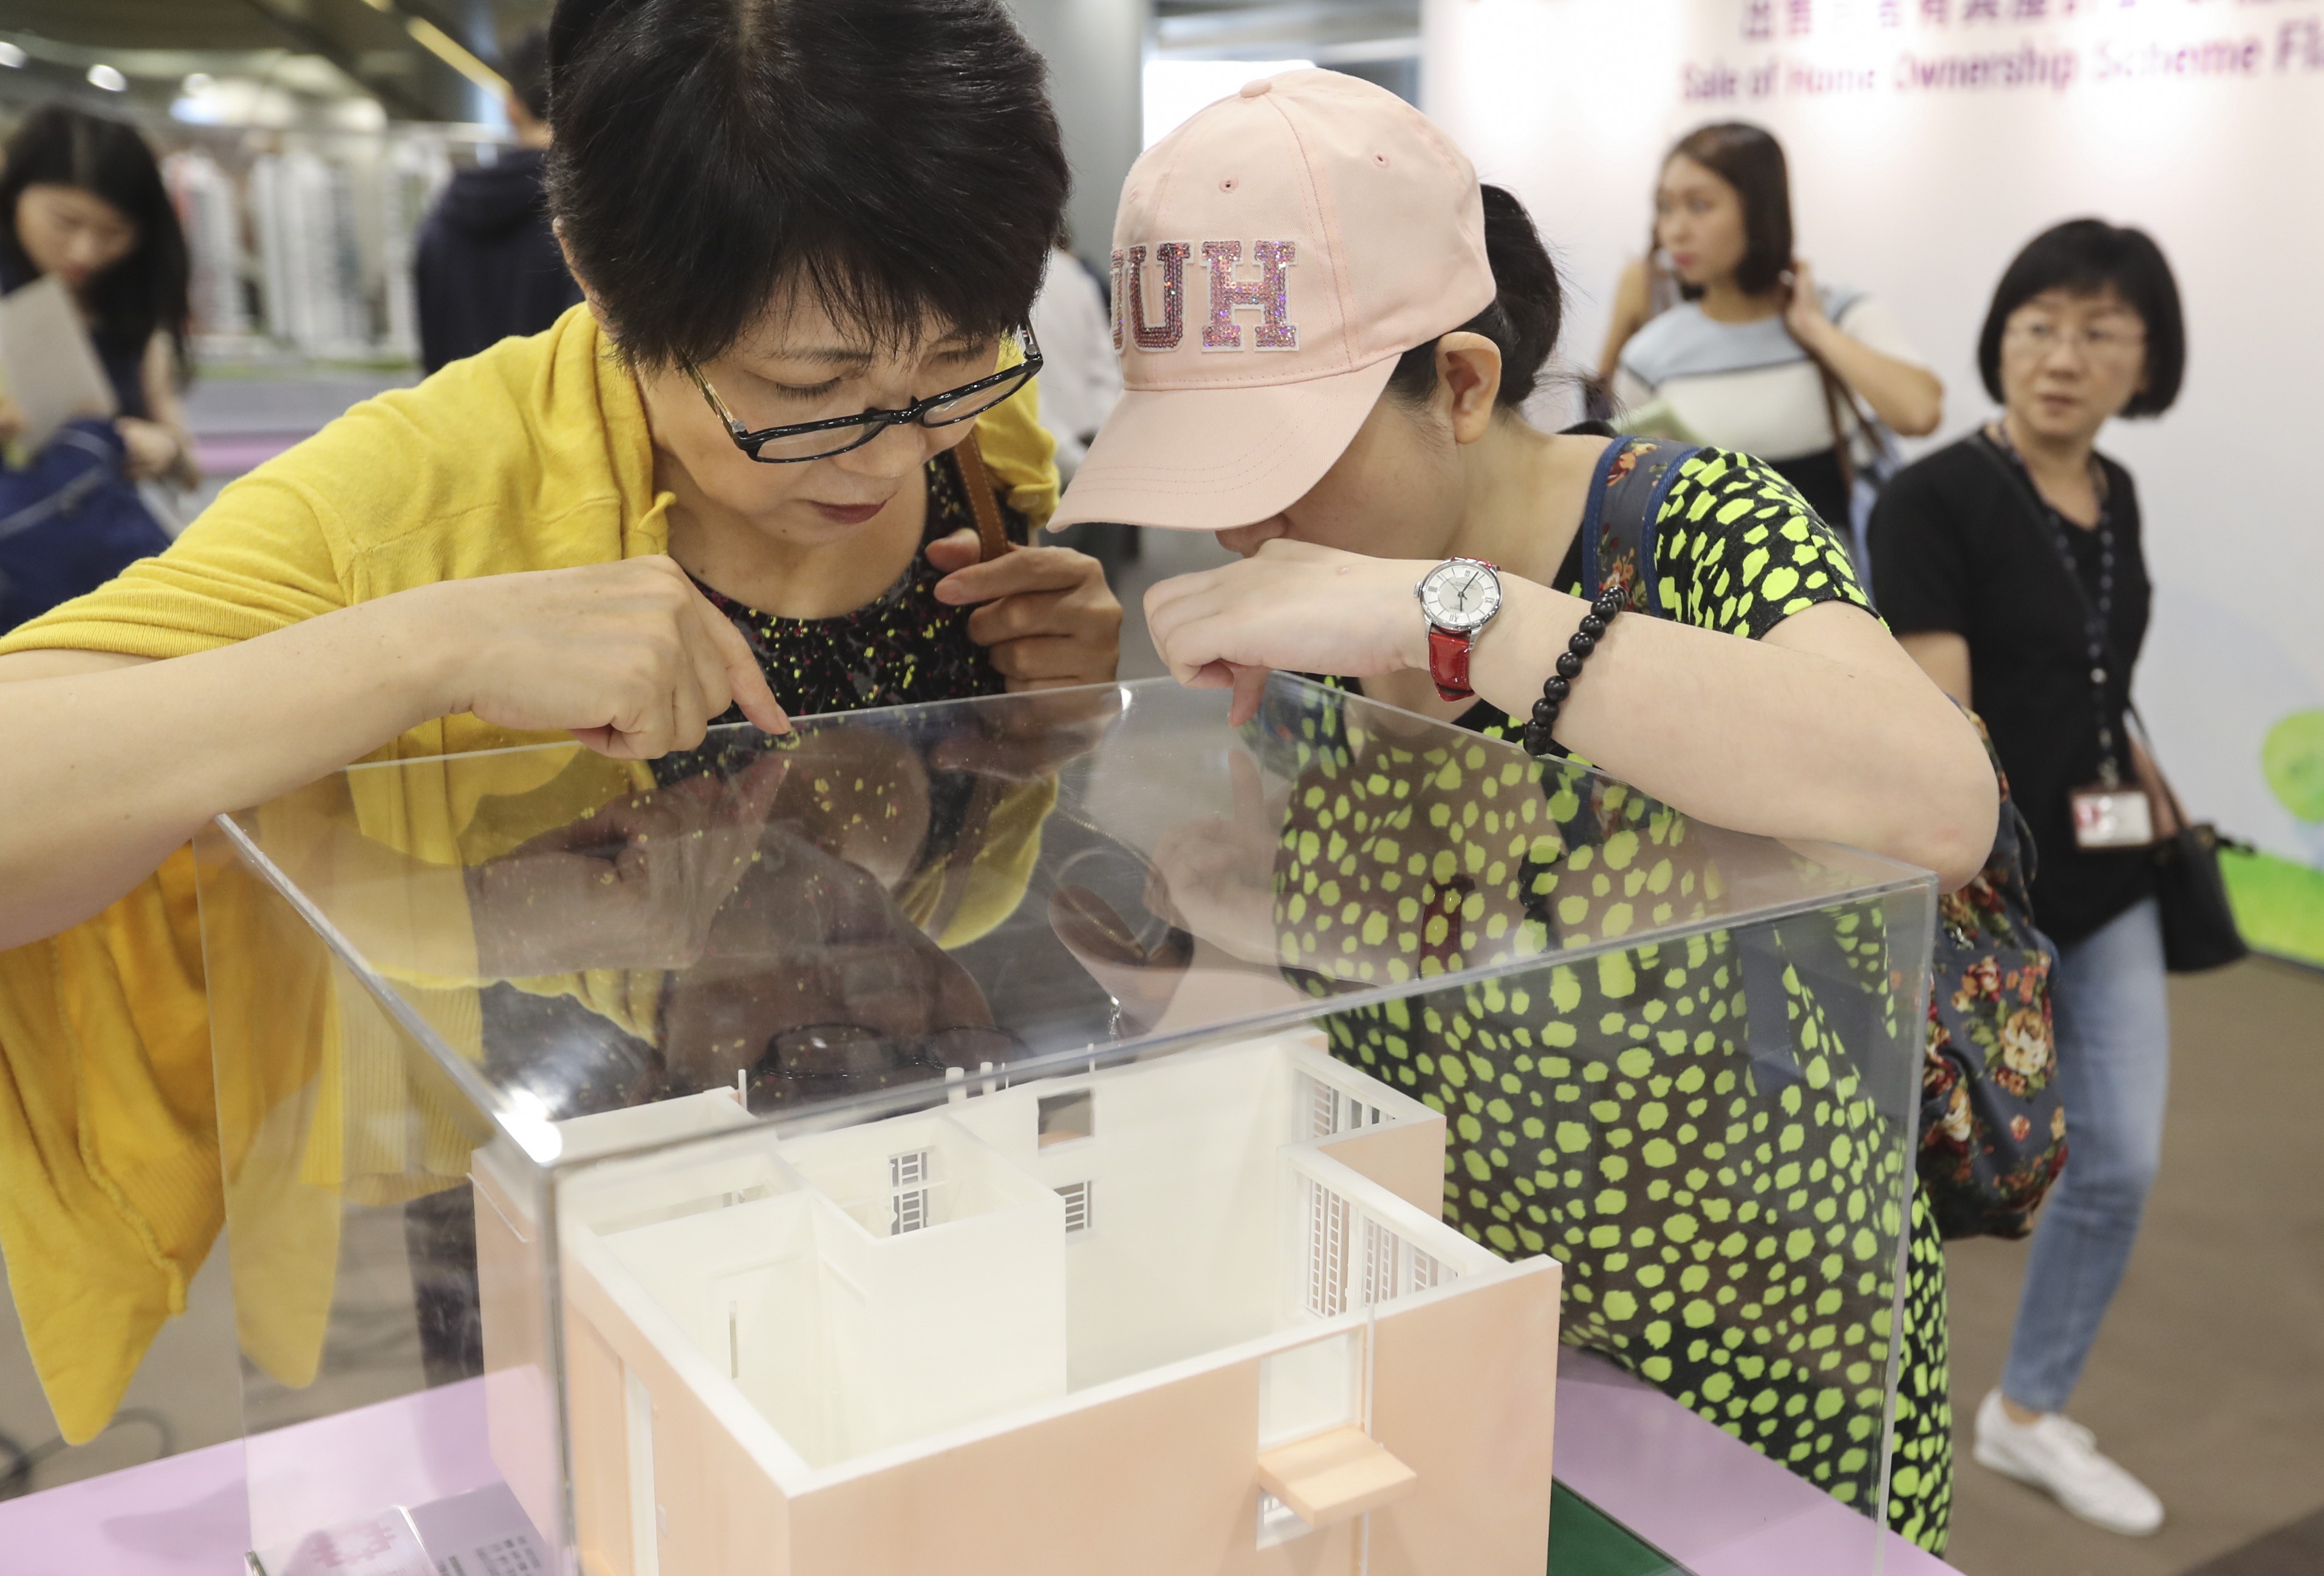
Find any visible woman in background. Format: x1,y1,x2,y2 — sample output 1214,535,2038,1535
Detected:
0,104,197,481
0,104,199,629
1599,121,1939,543
1871,220,2185,1538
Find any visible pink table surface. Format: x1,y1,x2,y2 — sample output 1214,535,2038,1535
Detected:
0,1360,1958,1575
0,1378,499,1576
1552,1351,1959,1576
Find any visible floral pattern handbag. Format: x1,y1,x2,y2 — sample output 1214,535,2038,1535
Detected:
1919,717,2067,1240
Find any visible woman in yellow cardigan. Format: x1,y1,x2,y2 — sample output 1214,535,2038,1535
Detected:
0,0,1117,1440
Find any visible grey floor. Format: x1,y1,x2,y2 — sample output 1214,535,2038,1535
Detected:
2,503,2318,1575
1940,957,2324,1576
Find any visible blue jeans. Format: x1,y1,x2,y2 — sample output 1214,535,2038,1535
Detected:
2000,896,2170,1413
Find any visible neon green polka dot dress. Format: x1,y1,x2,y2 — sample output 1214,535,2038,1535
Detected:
1272,446,1951,1552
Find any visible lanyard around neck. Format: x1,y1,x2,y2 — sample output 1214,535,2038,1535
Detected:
1985,424,2125,784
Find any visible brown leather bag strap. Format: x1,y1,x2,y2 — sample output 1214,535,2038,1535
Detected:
1781,273,1868,501
952,430,1013,563
1808,353,1860,499
2122,704,2193,830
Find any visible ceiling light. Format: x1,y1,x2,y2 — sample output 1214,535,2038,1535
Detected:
0,43,26,70
182,72,215,95
405,17,509,95
87,63,128,92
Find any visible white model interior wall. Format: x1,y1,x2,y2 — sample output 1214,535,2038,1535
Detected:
947,1041,1304,1388
604,1119,1068,1469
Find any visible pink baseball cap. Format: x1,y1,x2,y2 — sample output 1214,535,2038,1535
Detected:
1049,69,1496,533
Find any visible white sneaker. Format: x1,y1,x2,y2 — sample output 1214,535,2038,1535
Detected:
1973,1388,2165,1535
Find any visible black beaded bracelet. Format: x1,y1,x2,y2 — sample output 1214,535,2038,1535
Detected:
1522,586,1628,757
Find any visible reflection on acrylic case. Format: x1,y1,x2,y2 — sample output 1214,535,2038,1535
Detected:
196,677,1935,1576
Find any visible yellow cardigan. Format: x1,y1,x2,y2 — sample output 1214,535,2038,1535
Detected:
0,306,1059,1442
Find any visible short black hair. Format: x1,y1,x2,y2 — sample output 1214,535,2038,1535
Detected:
545,0,1068,370
502,27,552,125
1386,184,1565,411
0,104,190,375
1663,121,1792,299
1977,219,2185,417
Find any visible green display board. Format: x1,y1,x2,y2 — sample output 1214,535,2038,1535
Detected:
2223,845,2324,969
2236,711,2324,967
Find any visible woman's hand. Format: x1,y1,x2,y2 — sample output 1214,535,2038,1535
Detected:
928,528,1122,691
0,395,22,448
114,416,185,481
0,556,790,948
1782,258,1833,346
1144,539,1427,724
1780,258,1944,437
414,555,791,758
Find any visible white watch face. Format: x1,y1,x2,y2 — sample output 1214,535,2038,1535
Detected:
1418,558,1503,633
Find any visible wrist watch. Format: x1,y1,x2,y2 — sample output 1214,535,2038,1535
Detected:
1414,556,1505,701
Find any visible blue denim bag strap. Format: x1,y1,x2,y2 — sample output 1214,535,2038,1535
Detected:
1582,435,1701,615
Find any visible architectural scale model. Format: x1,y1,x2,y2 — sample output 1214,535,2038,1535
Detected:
472,1034,1562,1576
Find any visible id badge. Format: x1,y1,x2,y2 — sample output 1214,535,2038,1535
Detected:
2070,784,2156,850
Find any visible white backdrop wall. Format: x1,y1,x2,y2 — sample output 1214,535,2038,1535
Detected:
1423,0,2324,884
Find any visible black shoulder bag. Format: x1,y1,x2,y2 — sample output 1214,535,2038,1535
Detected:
2128,704,2249,972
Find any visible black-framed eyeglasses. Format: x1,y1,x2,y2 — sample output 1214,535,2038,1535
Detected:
684,324,1044,465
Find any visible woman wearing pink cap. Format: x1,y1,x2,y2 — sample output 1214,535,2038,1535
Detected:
1056,72,1994,1551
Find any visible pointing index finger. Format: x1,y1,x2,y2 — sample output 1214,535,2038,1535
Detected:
688,583,791,735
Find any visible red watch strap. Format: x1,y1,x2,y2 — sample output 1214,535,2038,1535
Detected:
1427,625,1474,701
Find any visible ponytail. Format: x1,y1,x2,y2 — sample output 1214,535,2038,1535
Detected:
1385,183,1564,409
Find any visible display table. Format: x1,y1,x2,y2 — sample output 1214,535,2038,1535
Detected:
177,676,1940,1575
0,1354,1958,1576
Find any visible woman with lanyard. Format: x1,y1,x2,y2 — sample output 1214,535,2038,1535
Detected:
0,0,1118,1447
1054,71,1996,1550
1870,221,2185,1537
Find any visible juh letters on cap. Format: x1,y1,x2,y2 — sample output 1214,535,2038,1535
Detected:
1112,240,1300,352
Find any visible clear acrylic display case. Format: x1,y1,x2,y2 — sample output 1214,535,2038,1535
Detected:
196,674,1935,1576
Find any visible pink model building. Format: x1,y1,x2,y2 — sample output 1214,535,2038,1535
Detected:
474,1034,1562,1575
